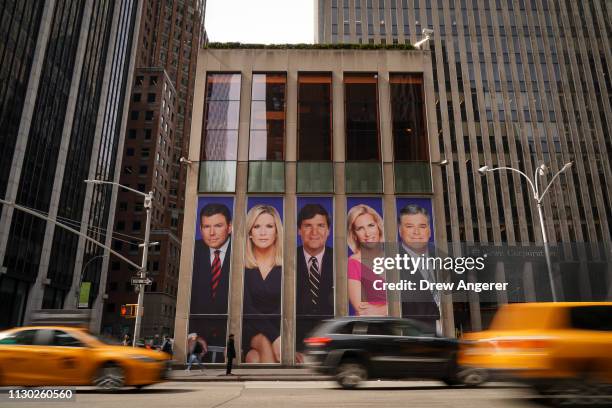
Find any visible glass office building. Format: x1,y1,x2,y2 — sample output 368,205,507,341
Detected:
0,0,141,330
316,0,612,326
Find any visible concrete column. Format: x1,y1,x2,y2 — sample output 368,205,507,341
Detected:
174,37,208,362
383,164,399,317
334,164,348,316
282,163,297,364
522,262,536,302
237,71,253,162
229,162,248,362
332,68,347,316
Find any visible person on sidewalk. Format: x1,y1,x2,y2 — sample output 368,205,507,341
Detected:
226,334,236,375
161,335,173,357
186,333,207,372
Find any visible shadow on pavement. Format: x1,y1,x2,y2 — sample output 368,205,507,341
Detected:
342,384,522,391
78,388,198,394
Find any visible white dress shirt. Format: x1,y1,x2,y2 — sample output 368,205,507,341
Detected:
303,247,325,275
209,238,230,266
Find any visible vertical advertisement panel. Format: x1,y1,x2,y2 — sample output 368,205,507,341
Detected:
346,197,388,316
242,197,284,363
395,197,440,330
189,196,234,362
295,197,334,363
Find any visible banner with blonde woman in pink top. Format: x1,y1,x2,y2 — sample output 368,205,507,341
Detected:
346,197,388,316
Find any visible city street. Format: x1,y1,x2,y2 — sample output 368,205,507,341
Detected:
1,381,552,408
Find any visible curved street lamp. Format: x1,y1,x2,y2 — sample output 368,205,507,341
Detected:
478,162,573,302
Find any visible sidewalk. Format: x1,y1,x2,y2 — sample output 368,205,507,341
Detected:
170,367,332,382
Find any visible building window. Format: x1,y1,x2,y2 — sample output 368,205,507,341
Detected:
133,221,141,231
249,73,286,160
130,111,139,120
147,93,156,103
344,73,382,193
390,74,428,161
344,73,380,161
133,93,141,102
297,73,333,193
126,148,134,156
248,73,286,192
297,73,332,161
144,129,152,139
145,111,154,120
128,129,137,139
200,73,241,160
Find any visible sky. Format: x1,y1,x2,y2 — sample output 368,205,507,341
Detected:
205,0,315,44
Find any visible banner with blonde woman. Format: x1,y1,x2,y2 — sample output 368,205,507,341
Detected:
346,197,388,317
242,197,284,363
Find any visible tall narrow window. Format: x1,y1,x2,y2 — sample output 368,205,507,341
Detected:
201,73,241,160
248,73,286,192
249,73,286,160
297,73,333,192
345,73,380,161
344,73,382,193
390,73,431,193
199,73,241,192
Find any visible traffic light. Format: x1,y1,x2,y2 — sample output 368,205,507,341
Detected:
120,304,138,318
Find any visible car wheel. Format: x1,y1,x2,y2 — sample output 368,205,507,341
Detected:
336,360,367,389
134,384,151,390
94,363,125,391
456,368,488,387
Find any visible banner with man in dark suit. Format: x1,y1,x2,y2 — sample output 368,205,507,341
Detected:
295,198,334,363
396,198,440,333
189,197,234,363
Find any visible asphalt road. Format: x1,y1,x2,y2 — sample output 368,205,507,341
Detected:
0,381,561,408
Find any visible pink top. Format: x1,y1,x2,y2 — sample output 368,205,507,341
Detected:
348,258,387,304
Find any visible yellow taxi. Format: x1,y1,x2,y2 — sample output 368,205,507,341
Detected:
0,326,170,390
459,302,612,392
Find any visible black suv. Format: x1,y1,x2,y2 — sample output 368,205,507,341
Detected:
305,317,464,389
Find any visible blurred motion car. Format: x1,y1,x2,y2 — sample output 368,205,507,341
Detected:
459,302,612,395
0,326,170,390
304,317,471,389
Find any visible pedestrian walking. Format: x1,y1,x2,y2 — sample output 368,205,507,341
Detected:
161,335,173,356
186,333,207,372
226,334,236,375
122,334,130,346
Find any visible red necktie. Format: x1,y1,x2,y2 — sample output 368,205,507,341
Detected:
211,250,221,300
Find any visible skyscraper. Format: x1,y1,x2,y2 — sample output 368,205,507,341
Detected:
0,0,142,330
101,0,206,338
316,0,611,247
316,0,611,329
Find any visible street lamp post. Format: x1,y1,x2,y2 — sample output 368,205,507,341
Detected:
477,162,573,302
85,179,153,346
